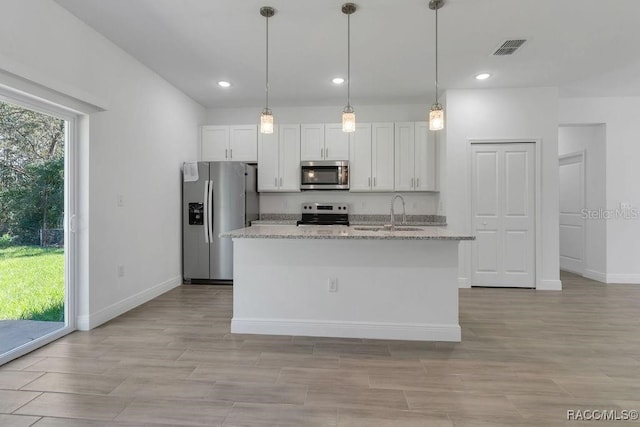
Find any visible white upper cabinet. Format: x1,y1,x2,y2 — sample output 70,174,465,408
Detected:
324,123,350,160
349,123,394,192
258,124,301,192
371,123,395,191
301,123,349,161
349,123,373,192
201,124,257,162
394,121,437,192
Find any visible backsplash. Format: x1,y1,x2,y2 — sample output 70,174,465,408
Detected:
259,192,441,215
259,212,447,225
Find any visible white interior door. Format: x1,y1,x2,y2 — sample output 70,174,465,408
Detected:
471,143,535,287
559,152,585,274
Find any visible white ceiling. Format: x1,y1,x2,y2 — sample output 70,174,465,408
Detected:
55,0,640,108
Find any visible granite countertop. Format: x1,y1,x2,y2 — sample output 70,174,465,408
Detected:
221,225,474,241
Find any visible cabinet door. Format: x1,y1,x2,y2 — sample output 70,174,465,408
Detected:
300,124,325,161
348,123,372,192
371,123,395,191
201,126,229,161
324,123,350,160
229,125,257,161
279,124,301,192
414,121,437,191
258,127,279,192
394,122,415,191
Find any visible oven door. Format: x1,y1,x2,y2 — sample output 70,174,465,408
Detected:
300,161,349,190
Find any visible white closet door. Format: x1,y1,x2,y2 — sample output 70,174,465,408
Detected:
471,143,535,287
559,152,585,274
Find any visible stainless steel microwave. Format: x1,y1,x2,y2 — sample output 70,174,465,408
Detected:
300,161,349,190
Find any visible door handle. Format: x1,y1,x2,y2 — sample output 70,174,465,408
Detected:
321,148,323,158
416,178,420,188
208,182,214,243
230,148,233,159
279,177,283,187
225,149,228,159
203,180,209,243
411,178,414,188
326,147,328,158
368,177,371,187
374,177,377,187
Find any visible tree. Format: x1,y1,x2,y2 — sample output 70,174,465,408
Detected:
0,100,65,244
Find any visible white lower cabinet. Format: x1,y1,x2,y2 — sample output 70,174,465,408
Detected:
258,124,301,192
394,121,437,191
349,123,394,192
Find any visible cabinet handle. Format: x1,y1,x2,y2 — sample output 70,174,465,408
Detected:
230,148,233,159
411,178,414,188
321,148,323,158
225,149,228,159
374,177,377,187
368,177,371,187
275,177,278,187
416,178,420,188
326,147,328,158
279,177,283,186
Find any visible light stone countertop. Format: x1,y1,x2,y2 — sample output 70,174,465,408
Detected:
251,220,447,226
221,225,474,241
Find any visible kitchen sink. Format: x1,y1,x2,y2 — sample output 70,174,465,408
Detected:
352,226,424,232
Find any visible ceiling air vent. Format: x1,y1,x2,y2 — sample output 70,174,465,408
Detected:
492,39,527,56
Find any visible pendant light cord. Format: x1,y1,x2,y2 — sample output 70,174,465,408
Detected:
434,5,438,104
265,14,269,111
347,12,351,108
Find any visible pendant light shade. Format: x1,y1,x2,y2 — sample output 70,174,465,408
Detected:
260,108,274,134
429,0,444,131
429,103,444,131
260,6,275,134
342,3,357,133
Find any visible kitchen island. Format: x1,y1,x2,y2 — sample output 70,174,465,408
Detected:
221,225,474,342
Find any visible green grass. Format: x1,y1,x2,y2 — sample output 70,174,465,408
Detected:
0,246,64,321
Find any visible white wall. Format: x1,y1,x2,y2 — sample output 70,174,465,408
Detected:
207,104,440,215
558,125,607,281
445,87,561,290
0,0,205,328
560,97,640,284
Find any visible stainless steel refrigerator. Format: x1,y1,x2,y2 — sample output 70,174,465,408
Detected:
182,162,258,282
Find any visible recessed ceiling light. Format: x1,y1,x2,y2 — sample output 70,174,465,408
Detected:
332,77,345,85
475,73,491,81
217,81,231,88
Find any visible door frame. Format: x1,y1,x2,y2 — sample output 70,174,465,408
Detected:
466,139,542,288
558,150,587,275
0,86,78,365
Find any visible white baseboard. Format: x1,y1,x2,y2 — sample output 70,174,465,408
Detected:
537,279,562,291
583,269,607,283
605,273,640,284
76,275,182,330
458,277,471,288
231,318,461,342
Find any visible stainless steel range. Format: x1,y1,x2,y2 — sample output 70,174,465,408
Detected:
296,203,350,226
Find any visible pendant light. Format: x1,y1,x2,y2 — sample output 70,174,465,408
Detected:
429,0,444,131
341,3,357,133
260,6,275,134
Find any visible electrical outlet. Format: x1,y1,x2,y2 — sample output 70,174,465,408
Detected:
328,278,338,292
117,265,125,277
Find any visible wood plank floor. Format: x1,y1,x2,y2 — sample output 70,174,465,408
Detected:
1,271,639,426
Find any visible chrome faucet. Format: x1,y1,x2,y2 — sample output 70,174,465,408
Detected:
389,194,407,230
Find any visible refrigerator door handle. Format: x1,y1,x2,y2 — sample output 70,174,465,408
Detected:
203,180,210,243
208,179,214,243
